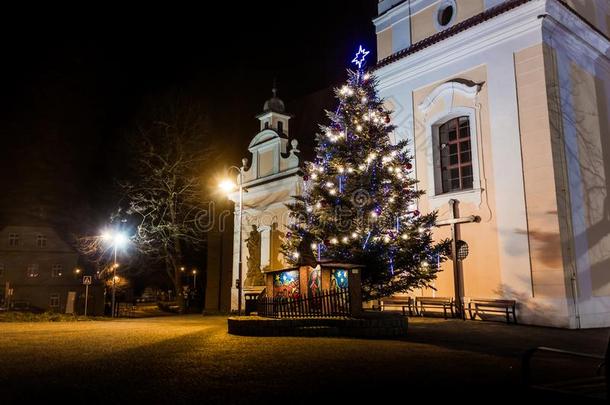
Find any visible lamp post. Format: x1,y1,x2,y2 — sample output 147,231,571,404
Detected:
192,269,197,289
101,230,128,318
219,159,247,316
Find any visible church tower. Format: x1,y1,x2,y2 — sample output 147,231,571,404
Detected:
227,84,302,313
256,82,292,135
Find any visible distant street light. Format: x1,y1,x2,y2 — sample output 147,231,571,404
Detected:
101,230,128,318
192,269,197,288
219,159,247,316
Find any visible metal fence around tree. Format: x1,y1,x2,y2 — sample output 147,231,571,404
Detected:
257,288,350,318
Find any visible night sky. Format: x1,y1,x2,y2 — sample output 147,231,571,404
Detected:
0,1,378,235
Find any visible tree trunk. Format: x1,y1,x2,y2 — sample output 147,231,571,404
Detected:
165,254,184,314
168,190,186,314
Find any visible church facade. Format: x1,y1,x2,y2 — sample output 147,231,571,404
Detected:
227,88,303,311
374,0,610,328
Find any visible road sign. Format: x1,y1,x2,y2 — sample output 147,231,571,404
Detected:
83,276,92,285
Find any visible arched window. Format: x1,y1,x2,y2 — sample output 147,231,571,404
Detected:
438,116,473,193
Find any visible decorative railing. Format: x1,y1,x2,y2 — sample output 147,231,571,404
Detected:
257,288,350,318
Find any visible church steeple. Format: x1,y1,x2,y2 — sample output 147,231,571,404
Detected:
257,80,291,134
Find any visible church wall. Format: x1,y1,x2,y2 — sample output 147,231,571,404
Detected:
409,0,485,45
539,3,610,327
230,175,302,311
377,27,393,61
514,43,567,299
411,65,504,303
411,3,438,44
563,0,610,38
455,0,485,27
569,64,610,298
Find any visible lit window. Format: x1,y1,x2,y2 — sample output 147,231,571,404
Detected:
8,233,19,247
50,294,60,308
37,234,47,248
51,264,63,278
439,116,473,193
27,264,39,278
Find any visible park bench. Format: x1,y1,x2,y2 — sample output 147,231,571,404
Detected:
380,297,414,316
415,297,454,319
522,336,609,400
467,298,517,324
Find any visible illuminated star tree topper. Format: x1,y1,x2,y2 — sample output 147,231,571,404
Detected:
351,45,370,70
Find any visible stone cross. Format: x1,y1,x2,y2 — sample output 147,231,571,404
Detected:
435,199,479,317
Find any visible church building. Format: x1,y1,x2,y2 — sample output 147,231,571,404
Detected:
374,0,610,328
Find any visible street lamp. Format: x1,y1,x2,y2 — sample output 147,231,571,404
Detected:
219,159,247,316
192,269,197,288
101,230,128,318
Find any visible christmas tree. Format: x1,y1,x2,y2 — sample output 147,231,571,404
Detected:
283,46,449,300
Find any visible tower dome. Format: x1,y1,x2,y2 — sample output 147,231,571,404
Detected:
263,84,285,113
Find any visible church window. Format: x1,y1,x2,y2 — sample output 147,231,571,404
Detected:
436,0,456,28
264,122,269,129
277,121,283,133
439,116,473,193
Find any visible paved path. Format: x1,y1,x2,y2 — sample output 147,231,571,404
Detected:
0,315,607,403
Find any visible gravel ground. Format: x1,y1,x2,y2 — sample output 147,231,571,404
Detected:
0,315,607,404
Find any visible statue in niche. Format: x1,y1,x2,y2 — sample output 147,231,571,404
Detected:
269,222,285,271
245,225,265,286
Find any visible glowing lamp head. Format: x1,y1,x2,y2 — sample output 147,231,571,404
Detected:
113,232,128,248
101,230,129,248
219,179,237,193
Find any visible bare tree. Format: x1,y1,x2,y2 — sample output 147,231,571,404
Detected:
119,97,215,312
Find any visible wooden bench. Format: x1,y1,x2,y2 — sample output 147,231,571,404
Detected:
415,297,454,319
522,336,609,400
380,297,414,316
467,298,517,324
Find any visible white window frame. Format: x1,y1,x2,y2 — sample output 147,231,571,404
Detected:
36,234,47,248
51,264,63,278
50,294,60,308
